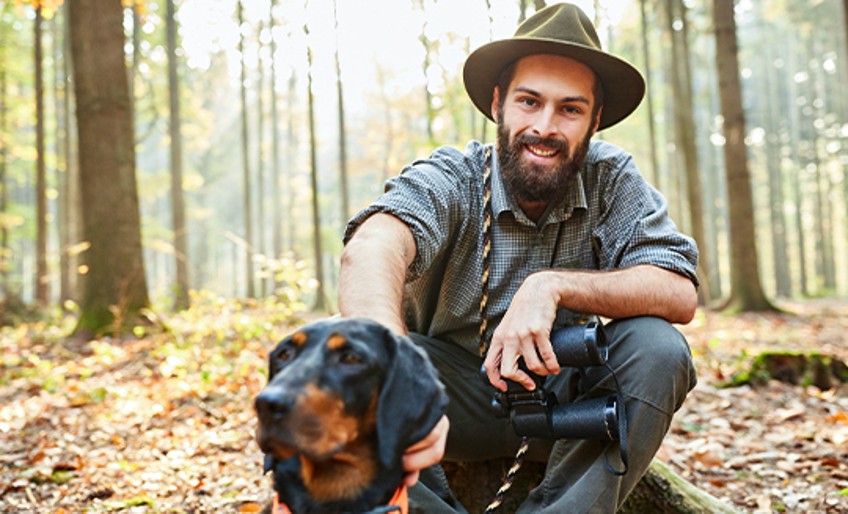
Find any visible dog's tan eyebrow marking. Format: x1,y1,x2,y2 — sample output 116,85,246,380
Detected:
326,334,348,350
291,331,308,346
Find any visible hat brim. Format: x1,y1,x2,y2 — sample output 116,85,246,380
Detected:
463,38,645,131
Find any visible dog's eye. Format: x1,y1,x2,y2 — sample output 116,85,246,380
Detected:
277,346,295,362
338,349,363,366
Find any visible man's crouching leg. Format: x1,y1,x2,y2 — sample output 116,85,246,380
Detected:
518,316,697,514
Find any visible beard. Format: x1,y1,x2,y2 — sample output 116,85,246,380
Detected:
496,120,591,206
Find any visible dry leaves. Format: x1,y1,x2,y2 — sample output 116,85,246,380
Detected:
0,299,301,512
1,298,847,512
663,299,848,512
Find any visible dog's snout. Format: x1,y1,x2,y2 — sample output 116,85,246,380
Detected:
255,389,294,420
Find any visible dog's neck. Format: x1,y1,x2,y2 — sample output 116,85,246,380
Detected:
298,437,380,503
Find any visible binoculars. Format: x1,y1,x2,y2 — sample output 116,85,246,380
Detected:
489,321,620,441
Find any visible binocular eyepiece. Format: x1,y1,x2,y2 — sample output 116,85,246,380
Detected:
489,321,621,441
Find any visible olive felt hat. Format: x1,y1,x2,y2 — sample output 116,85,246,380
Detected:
463,2,645,130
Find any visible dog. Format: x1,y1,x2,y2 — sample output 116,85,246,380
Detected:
255,318,448,514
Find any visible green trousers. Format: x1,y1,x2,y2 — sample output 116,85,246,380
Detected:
407,316,697,514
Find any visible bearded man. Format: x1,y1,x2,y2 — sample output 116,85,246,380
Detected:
338,3,699,512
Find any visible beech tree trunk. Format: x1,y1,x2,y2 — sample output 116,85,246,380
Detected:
304,16,326,311
68,0,150,336
166,0,189,310
713,0,773,312
35,5,49,306
238,0,256,299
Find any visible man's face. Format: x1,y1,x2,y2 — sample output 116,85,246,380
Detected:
492,54,600,205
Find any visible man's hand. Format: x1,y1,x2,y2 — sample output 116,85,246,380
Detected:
401,414,449,486
482,265,698,392
483,272,561,392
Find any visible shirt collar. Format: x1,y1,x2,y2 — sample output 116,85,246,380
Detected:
489,145,588,226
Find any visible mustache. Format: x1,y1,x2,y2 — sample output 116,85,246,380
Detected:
514,133,569,153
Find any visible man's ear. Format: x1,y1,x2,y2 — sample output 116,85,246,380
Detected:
490,87,500,122
592,106,603,134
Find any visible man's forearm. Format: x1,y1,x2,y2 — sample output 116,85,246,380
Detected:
338,213,416,334
540,264,697,324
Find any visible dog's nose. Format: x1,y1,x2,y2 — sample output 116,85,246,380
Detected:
255,389,294,420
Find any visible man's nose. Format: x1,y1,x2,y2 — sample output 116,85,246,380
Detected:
530,106,559,139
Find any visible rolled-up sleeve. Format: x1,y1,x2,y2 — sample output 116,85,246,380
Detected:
344,146,474,280
592,152,700,286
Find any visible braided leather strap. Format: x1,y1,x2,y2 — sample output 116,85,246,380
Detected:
484,438,529,513
478,146,531,513
478,146,493,356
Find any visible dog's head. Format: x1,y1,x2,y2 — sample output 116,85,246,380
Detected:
254,318,447,504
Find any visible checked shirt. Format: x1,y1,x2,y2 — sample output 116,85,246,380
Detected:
344,140,699,357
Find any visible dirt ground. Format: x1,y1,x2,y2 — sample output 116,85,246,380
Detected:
1,299,846,513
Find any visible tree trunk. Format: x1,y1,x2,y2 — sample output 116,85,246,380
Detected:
759,47,790,297
333,0,350,229
256,18,267,297
375,62,395,185
238,0,255,299
842,0,848,270
286,73,297,253
68,0,150,336
0,4,8,297
843,0,848,110
35,5,49,306
809,36,836,293
518,0,527,23
785,35,808,296
56,3,77,306
659,25,683,225
712,0,773,312
415,0,436,146
620,459,739,513
664,0,708,305
304,17,326,311
166,0,189,310
445,458,739,513
269,0,282,267
638,0,659,187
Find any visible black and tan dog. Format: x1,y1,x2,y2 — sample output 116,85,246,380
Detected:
255,318,448,514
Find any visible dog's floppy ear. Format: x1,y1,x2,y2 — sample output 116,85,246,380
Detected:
376,329,448,469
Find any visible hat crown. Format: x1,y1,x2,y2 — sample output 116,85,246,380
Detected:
515,4,602,51
463,2,645,130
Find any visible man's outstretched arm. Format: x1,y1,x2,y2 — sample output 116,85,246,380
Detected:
339,212,448,486
339,213,416,335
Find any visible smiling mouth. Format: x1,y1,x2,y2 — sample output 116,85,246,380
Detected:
526,144,560,158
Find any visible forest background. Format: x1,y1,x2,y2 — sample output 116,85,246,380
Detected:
1,0,847,512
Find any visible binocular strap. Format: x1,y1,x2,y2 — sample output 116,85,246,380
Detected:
602,361,629,476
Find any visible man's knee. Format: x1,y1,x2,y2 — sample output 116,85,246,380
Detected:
604,316,697,413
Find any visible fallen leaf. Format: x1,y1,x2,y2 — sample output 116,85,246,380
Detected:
693,447,724,468
826,412,848,426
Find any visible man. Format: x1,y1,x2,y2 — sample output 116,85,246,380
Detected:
339,3,698,512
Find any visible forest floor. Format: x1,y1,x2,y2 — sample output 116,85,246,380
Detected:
0,297,847,513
